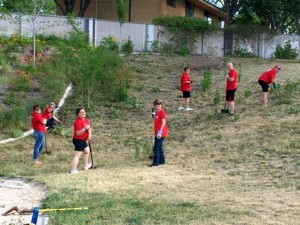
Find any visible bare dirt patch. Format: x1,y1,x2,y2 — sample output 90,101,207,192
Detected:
0,178,46,225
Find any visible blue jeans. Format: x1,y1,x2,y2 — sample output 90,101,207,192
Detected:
152,137,165,166
33,130,45,160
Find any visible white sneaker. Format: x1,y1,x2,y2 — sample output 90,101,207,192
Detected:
178,106,184,111
70,170,79,174
185,107,193,111
84,163,92,170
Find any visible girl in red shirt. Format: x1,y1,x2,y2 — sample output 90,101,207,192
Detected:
42,102,61,128
150,99,168,167
70,107,92,174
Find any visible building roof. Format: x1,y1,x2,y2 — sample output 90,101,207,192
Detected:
190,0,227,20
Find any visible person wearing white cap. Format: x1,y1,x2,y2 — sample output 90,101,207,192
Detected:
258,64,281,107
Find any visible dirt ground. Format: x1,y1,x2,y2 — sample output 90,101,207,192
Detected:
0,169,46,224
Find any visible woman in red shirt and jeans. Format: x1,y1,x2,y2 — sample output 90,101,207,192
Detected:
31,105,47,165
150,99,168,167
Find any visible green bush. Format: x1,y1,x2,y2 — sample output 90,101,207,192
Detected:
100,35,119,52
128,97,143,110
230,47,256,58
150,40,160,53
201,69,212,93
152,16,214,56
214,89,221,105
121,38,134,55
272,40,298,59
0,107,27,130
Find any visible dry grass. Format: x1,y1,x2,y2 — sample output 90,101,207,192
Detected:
1,55,300,224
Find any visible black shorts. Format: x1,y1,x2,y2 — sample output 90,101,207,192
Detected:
258,80,269,92
226,89,236,101
72,138,88,151
182,91,191,98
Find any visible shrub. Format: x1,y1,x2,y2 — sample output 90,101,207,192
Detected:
128,97,143,110
100,35,119,52
272,40,298,59
0,107,27,130
152,16,214,56
121,38,134,55
214,89,221,105
201,69,212,92
230,47,256,58
150,40,160,53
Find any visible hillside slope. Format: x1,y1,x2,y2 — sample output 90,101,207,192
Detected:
1,55,300,224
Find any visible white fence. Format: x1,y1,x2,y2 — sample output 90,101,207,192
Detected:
0,13,299,58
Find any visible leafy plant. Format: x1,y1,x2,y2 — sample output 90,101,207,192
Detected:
151,87,160,93
121,38,134,55
100,35,119,52
272,40,298,59
128,97,143,110
134,83,145,92
201,69,212,92
214,89,221,105
150,40,160,53
152,16,214,56
108,107,123,119
287,104,300,114
230,47,256,58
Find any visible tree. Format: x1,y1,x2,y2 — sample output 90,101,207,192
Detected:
243,0,300,34
115,0,129,49
0,0,57,67
54,0,93,17
0,0,56,15
207,0,249,27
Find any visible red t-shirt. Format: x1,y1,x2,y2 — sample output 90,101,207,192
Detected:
73,117,90,140
259,68,276,84
42,106,53,120
31,112,46,133
180,72,191,91
226,68,238,90
154,109,168,138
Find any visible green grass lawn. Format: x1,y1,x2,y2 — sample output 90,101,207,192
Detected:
1,55,300,224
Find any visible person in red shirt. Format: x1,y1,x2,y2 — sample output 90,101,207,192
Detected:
70,107,92,174
178,66,193,111
258,64,281,107
42,102,61,129
225,62,238,115
31,105,47,165
150,99,168,167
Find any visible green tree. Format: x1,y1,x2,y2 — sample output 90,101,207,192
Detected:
0,0,56,67
0,0,56,14
115,0,129,49
53,0,92,17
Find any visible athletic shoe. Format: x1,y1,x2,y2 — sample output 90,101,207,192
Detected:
148,164,161,167
178,106,184,111
185,107,193,111
84,163,92,170
70,170,79,174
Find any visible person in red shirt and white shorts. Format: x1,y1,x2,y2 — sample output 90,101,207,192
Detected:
258,64,281,107
70,107,92,174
